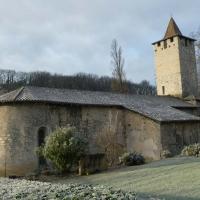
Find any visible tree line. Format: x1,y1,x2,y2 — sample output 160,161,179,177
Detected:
1,28,200,96
0,69,156,95
0,39,156,95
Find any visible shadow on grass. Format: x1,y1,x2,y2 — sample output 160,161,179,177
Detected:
137,192,200,200
106,156,200,173
143,156,200,168
48,157,200,184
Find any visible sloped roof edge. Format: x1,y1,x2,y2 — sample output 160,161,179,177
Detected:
0,86,199,123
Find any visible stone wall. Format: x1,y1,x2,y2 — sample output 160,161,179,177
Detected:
154,37,183,97
160,121,200,155
0,103,199,176
125,110,162,160
178,38,198,97
0,103,126,176
153,36,198,97
0,106,10,176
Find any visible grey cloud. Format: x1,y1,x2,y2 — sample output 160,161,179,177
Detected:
0,0,200,84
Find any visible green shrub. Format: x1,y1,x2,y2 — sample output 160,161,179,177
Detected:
119,152,145,166
38,127,88,173
181,143,200,157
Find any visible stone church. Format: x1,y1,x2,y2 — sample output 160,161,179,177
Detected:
0,18,200,176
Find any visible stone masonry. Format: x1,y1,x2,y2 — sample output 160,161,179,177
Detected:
0,103,199,176
153,18,198,98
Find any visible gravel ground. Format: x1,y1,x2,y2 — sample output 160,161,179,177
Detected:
0,178,163,200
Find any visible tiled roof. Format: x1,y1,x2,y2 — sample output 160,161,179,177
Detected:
0,86,199,122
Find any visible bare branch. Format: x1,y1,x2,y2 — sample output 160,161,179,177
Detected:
110,39,127,93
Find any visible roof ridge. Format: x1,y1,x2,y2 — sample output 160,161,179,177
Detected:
13,87,25,101
22,85,134,97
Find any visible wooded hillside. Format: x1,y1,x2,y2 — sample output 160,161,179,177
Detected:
0,69,156,95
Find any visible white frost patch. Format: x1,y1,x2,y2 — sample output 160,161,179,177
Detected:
0,178,137,200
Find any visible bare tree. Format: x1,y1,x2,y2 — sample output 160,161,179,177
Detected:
96,127,125,167
191,29,200,92
110,39,128,93
191,30,200,73
194,30,200,66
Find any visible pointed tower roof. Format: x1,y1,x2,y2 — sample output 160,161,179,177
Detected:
152,18,195,45
163,17,182,39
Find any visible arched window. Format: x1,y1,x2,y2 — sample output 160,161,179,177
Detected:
38,127,47,166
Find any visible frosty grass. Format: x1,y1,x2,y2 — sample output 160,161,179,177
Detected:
0,178,137,200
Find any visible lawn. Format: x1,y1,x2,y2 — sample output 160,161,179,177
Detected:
45,157,200,200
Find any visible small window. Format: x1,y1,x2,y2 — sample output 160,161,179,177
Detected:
170,37,174,42
164,40,167,49
157,42,161,47
162,86,165,95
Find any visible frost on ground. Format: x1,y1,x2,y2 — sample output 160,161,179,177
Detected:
0,178,163,200
0,178,138,200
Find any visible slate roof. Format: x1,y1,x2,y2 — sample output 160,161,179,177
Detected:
0,86,199,123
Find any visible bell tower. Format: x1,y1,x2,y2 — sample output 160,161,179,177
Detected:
152,18,198,98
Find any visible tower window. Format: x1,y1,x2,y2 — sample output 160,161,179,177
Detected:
162,86,165,95
170,37,174,42
164,40,167,49
157,42,161,47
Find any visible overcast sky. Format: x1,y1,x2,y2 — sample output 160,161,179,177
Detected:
0,0,200,84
